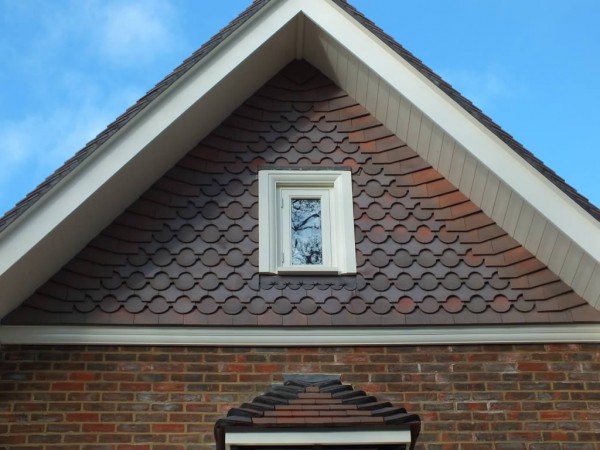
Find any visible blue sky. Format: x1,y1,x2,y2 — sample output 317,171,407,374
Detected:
0,0,599,217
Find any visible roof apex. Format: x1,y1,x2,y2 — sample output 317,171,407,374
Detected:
0,0,598,323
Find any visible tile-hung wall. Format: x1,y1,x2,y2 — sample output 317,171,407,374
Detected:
6,61,599,327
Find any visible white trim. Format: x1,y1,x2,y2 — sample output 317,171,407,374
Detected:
225,430,411,450
259,170,356,274
2,325,599,346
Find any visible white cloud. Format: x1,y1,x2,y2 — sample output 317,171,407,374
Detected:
439,65,514,111
0,0,181,214
96,0,177,65
0,82,140,214
4,0,179,68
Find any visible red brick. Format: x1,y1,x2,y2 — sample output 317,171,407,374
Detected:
152,423,185,433
83,423,116,432
253,363,283,373
52,382,85,391
540,411,573,420
154,383,185,392
2,344,599,450
70,372,99,381
518,362,549,371
121,383,152,391
65,413,99,422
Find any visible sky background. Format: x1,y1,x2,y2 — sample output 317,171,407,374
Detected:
0,0,598,217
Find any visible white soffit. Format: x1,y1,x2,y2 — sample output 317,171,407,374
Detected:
299,0,600,263
1,325,600,346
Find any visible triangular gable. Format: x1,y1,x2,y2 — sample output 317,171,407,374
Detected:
3,61,600,345
0,0,598,334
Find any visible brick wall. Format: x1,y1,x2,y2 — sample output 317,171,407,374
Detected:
1,344,599,450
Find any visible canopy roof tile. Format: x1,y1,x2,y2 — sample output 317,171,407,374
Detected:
214,375,421,450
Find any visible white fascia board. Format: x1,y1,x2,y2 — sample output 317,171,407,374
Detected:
0,0,301,319
225,430,411,449
304,0,600,263
1,325,599,346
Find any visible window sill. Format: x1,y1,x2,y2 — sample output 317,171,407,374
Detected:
275,266,341,275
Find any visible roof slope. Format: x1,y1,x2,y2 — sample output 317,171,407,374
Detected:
332,0,599,222
5,61,599,327
0,0,271,234
0,0,596,234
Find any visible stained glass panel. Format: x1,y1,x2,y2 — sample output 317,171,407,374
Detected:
291,198,322,265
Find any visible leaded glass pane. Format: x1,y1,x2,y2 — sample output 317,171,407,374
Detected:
291,198,322,265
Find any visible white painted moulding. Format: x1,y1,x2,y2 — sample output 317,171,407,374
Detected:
1,325,599,346
225,430,412,450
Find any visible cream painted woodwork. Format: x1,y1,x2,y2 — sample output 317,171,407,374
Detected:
560,244,585,286
537,222,560,265
571,253,595,297
584,264,600,306
448,144,467,188
491,181,511,225
2,325,600,346
458,153,477,196
525,211,547,255
548,232,572,275
514,203,536,244
503,192,525,237
481,172,501,219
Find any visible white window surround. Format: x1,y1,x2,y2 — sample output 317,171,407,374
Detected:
258,169,356,275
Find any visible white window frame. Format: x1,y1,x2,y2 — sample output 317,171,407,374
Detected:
280,188,332,268
258,170,356,275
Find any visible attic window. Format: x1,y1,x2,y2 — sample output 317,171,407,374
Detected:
258,170,356,274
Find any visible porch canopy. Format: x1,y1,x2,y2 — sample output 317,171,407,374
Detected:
215,375,421,450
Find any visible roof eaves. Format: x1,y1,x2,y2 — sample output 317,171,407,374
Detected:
332,0,600,222
0,0,273,234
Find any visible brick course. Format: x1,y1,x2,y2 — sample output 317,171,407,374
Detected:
1,344,599,449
